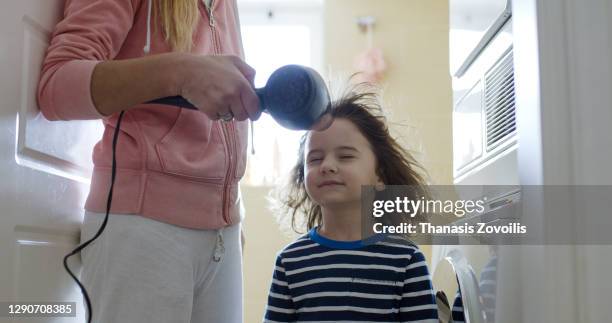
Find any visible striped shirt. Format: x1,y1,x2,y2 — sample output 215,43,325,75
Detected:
264,228,439,322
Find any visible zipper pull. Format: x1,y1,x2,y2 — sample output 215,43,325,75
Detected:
209,12,216,27
206,0,215,27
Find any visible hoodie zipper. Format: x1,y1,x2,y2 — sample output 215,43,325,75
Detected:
205,0,218,49
204,0,235,225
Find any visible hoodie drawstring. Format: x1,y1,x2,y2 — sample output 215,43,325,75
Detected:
250,120,256,155
143,0,152,55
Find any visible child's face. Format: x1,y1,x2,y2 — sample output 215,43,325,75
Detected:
303,118,383,209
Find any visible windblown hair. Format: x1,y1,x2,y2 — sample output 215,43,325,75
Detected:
270,83,430,234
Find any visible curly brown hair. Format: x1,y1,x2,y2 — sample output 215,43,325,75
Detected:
270,84,430,234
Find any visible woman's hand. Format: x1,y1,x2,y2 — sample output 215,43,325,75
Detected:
177,54,261,122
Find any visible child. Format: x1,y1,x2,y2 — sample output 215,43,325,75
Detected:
264,87,439,322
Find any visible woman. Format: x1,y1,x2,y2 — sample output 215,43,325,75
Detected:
38,0,256,322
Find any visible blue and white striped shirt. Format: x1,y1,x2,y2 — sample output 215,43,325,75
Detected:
264,228,439,322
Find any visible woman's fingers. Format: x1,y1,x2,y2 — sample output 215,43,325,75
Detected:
239,81,261,121
229,56,256,87
179,54,261,122
228,96,248,121
228,57,260,120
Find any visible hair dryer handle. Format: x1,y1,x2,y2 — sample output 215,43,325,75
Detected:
255,88,266,112
148,96,197,110
148,89,265,112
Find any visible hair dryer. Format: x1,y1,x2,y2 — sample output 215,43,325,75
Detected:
149,64,331,130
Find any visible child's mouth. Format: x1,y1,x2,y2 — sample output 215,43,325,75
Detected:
318,181,344,188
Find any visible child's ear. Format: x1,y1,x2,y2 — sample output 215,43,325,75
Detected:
375,178,385,191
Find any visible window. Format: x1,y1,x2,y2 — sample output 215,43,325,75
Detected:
238,0,323,186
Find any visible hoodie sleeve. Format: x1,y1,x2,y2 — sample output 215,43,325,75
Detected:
37,0,141,121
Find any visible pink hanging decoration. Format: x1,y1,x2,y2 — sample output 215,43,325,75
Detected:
354,16,386,83
354,47,387,83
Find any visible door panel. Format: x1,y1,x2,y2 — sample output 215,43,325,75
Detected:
1,1,102,322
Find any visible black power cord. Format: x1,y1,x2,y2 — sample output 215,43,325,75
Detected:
62,110,125,323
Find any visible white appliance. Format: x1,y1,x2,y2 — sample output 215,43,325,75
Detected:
432,1,517,322
451,0,516,186
438,0,612,322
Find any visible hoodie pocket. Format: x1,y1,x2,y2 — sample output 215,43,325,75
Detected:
155,109,227,181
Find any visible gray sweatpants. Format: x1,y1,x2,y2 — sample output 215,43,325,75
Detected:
80,211,243,323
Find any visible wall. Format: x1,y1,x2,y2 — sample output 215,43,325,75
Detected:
242,186,296,322
324,0,452,185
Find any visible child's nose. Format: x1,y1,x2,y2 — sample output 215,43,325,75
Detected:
320,157,338,174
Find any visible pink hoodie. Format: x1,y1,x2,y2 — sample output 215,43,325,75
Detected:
37,0,248,229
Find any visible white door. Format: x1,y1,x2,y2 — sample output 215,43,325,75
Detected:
0,1,102,322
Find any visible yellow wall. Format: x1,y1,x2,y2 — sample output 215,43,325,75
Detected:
243,0,451,321
324,0,452,185
242,185,295,321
